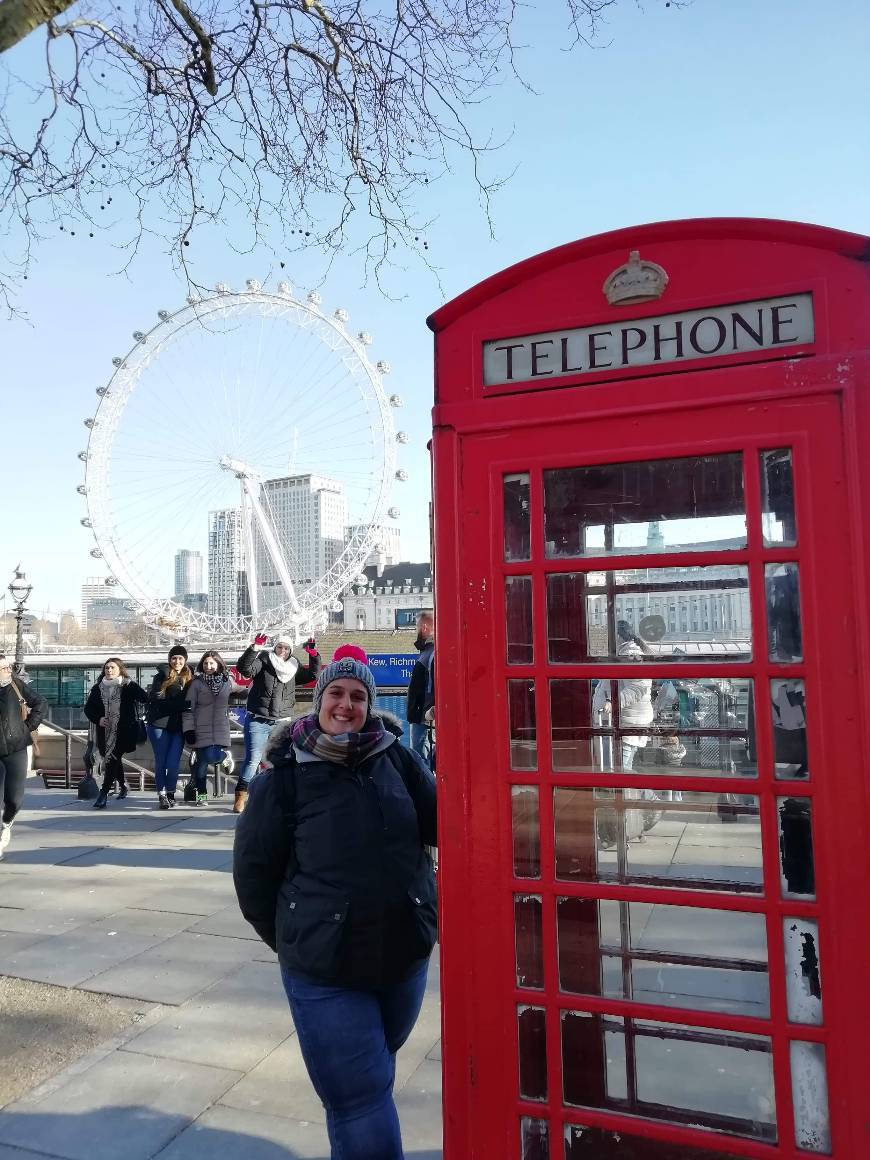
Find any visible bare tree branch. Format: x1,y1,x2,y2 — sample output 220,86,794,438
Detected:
0,0,682,312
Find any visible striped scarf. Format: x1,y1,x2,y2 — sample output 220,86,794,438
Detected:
290,712,387,767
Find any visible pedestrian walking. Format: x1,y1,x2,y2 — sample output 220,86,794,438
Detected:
147,644,192,809
183,650,237,806
406,610,435,763
233,652,437,1160
0,655,47,860
84,658,148,810
232,631,320,813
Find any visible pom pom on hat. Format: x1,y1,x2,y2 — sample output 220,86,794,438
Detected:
314,655,377,714
332,644,368,664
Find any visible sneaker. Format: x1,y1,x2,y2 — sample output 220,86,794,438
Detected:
158,793,170,811
195,792,208,806
166,793,176,808
0,821,12,856
118,785,129,800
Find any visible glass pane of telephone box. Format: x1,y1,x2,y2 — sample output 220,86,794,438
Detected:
509,679,538,770
561,1012,776,1142
766,563,803,663
564,1123,744,1159
554,788,763,893
506,576,534,665
772,679,809,778
515,894,544,989
543,453,746,559
761,448,797,547
549,567,751,663
504,472,531,561
550,678,755,777
556,897,769,1018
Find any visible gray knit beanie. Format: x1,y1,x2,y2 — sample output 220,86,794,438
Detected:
313,656,378,714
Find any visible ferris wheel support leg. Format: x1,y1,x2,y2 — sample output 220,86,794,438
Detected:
240,486,261,622
239,475,301,615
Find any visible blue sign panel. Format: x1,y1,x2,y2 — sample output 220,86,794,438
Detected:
367,653,417,687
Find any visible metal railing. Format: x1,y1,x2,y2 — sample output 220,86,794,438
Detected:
38,720,154,791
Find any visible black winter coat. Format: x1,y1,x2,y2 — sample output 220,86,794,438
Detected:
0,679,46,758
147,665,191,732
84,680,148,756
233,719,437,988
236,646,320,721
406,640,435,724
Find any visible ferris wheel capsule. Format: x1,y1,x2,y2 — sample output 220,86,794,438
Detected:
78,451,88,461
246,279,261,292
307,291,322,305
396,431,409,444
112,357,123,367
133,331,146,343
278,282,292,295
215,282,231,294
388,507,400,519
77,484,87,495
96,386,109,397
186,295,201,306
90,548,103,558
84,418,96,429
376,360,391,374
389,394,403,408
158,309,171,321
334,309,349,322
395,469,408,482
80,518,92,527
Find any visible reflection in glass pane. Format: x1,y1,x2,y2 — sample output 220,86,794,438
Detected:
554,788,763,893
512,787,541,878
790,1041,831,1153
761,449,797,547
506,576,534,665
550,677,755,777
772,679,809,778
518,1006,548,1101
543,454,746,558
515,894,544,989
504,472,531,562
520,1116,550,1160
564,1123,744,1159
557,898,769,1017
766,563,803,662
547,573,587,663
778,797,816,900
784,917,823,1025
509,680,538,770
562,1012,776,1140
561,566,751,661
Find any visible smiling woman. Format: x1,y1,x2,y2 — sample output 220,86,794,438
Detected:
233,649,437,1160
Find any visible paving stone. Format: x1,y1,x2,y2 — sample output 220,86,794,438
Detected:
394,1058,443,1155
0,910,195,988
396,991,443,1089
154,1103,331,1160
0,1052,241,1160
123,961,291,1071
0,908,93,937
186,906,258,941
58,847,231,873
79,930,256,1004
219,1033,325,1124
0,1144,69,1159
127,880,235,918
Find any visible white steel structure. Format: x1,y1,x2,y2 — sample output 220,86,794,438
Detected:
78,282,408,644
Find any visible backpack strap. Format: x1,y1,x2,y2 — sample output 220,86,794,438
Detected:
273,751,299,879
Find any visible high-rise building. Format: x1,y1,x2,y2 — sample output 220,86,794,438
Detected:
208,508,250,620
254,474,347,615
345,524,401,569
174,549,203,599
80,577,112,629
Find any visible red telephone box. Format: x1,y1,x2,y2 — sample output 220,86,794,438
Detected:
429,219,870,1159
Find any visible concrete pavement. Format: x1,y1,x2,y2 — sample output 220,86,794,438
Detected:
0,779,443,1159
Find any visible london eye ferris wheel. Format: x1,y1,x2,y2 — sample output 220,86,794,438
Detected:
77,281,408,645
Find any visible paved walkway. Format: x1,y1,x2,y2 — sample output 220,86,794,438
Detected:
0,779,443,1160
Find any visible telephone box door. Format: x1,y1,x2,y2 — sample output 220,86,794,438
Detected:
439,389,868,1159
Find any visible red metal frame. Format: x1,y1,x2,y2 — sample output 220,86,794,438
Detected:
430,220,870,1159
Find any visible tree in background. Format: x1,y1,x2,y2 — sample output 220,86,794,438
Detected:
0,1,677,308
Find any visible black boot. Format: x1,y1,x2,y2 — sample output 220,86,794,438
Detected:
93,790,109,809
118,784,129,800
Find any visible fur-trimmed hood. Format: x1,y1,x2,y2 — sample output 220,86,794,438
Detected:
263,708,405,766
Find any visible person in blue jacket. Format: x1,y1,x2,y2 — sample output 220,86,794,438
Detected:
233,652,437,1160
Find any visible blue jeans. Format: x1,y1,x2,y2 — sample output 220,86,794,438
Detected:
146,726,184,794
282,959,429,1159
409,723,431,763
192,745,226,792
237,716,275,787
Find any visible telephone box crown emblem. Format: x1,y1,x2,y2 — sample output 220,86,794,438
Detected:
603,250,669,306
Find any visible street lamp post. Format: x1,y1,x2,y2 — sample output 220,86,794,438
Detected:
8,565,33,677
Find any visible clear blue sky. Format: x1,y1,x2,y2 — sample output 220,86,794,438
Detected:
2,0,868,619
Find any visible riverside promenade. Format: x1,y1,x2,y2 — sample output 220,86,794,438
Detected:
0,778,443,1160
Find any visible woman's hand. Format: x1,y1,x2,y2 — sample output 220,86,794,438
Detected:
254,633,268,647
99,717,107,727
303,637,317,655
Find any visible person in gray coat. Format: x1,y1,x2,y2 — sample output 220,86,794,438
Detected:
183,650,237,806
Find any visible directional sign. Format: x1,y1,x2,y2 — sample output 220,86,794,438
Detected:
367,653,417,687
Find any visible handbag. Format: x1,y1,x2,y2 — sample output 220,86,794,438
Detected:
10,678,40,758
